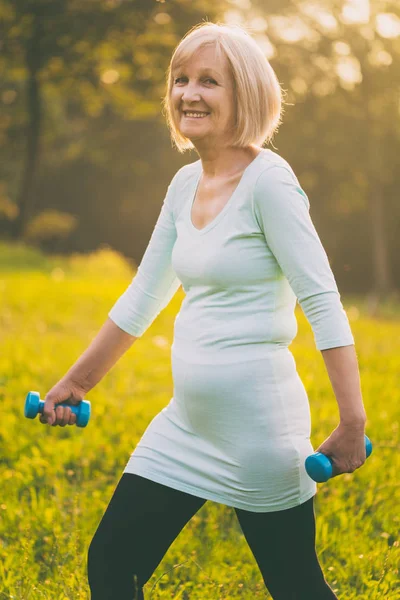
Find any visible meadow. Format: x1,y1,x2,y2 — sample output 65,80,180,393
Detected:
0,241,399,599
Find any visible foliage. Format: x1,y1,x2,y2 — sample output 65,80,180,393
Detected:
0,0,399,292
23,209,78,251
0,244,399,599
0,240,135,278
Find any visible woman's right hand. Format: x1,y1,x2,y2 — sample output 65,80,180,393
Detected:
39,379,87,427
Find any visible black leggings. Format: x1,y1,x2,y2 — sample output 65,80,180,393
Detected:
87,473,338,600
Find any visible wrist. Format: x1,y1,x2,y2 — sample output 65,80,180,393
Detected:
62,372,91,396
339,417,367,429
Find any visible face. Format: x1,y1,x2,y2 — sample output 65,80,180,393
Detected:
171,44,236,147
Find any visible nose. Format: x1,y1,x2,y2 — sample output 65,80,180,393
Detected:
180,82,202,104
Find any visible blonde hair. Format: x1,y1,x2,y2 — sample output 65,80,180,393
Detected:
162,21,285,153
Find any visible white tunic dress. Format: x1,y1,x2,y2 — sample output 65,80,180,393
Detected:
108,148,355,512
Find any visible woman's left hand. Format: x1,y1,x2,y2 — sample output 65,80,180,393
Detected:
314,421,367,478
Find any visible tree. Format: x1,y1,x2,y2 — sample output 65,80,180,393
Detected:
246,0,400,298
0,0,230,238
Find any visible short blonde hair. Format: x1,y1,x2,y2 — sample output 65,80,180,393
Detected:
162,21,285,153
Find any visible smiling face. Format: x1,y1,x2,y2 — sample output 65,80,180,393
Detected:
170,43,236,148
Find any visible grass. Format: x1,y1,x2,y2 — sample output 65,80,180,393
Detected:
0,241,399,599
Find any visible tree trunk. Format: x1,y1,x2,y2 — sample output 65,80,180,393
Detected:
12,15,42,239
363,65,394,301
367,177,393,296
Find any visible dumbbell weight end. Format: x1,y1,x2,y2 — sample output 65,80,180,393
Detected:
305,434,372,482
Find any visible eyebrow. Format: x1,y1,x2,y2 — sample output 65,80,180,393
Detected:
173,68,222,79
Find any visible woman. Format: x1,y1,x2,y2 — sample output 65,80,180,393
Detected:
41,22,367,600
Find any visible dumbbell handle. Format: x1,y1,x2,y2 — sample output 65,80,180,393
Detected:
24,391,91,428
305,434,372,482
39,399,79,416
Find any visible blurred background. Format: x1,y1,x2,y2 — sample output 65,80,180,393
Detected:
1,4,399,597
1,0,399,303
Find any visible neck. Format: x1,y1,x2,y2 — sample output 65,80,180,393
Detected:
195,145,262,178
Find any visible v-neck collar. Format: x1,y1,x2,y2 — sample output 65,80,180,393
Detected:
188,149,266,235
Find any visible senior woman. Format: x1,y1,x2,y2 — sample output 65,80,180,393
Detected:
41,21,368,600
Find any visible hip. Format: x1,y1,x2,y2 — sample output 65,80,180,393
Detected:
169,348,312,446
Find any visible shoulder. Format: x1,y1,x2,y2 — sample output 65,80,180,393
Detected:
255,149,300,185
172,159,201,186
164,159,201,216
253,150,310,210
165,159,200,200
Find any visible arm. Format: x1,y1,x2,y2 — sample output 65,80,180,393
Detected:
253,164,355,351
253,165,368,427
63,172,182,395
108,170,182,336
321,345,367,426
62,318,138,394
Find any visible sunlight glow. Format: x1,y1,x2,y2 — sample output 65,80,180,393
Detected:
228,0,252,9
154,12,171,25
311,79,336,97
101,70,120,84
333,41,351,56
253,34,275,60
301,4,338,32
375,13,400,39
342,0,370,25
224,10,246,27
336,56,362,89
367,45,393,68
269,16,311,43
246,16,268,33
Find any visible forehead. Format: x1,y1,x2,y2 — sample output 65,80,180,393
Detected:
172,44,228,78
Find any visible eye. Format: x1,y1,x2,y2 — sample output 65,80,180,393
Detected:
173,77,217,85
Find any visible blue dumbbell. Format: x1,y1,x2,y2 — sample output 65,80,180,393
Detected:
305,434,372,482
24,391,91,428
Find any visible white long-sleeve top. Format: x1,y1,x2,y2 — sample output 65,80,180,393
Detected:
107,148,354,512
109,148,354,358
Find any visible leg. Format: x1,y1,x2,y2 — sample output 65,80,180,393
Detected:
234,495,339,600
87,473,207,599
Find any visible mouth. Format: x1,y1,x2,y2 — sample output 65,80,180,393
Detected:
182,111,210,119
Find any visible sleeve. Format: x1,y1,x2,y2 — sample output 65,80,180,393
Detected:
108,171,182,337
253,165,355,351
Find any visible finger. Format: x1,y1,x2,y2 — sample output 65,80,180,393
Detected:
48,405,59,426
41,411,55,425
54,405,67,426
59,407,71,427
43,400,56,424
68,412,77,426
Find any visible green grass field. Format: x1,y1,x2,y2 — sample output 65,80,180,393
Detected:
0,242,399,599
